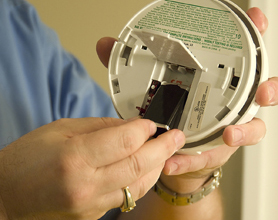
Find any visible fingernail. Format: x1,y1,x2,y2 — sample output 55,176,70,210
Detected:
233,128,243,144
174,131,186,150
267,84,276,105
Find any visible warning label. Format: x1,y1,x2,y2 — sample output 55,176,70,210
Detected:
188,82,210,131
134,0,243,52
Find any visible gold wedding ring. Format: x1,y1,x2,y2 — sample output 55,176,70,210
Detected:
120,186,136,212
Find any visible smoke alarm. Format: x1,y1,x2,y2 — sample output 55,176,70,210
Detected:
108,0,268,154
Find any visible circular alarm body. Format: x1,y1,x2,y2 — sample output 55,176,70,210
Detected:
108,0,268,154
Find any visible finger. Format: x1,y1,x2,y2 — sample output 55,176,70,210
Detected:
96,37,117,68
97,129,186,192
163,144,237,176
51,117,126,137
256,77,278,106
102,164,164,211
128,164,163,201
246,7,268,36
222,117,266,147
74,119,157,167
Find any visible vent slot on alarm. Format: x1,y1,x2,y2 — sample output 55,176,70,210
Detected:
216,106,231,121
112,78,120,94
121,46,132,66
229,68,240,90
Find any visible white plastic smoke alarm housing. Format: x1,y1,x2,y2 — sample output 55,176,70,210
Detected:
108,0,268,155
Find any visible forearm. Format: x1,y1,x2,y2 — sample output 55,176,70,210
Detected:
0,150,8,220
117,175,223,220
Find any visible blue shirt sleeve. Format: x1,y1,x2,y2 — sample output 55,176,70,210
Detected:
0,0,118,149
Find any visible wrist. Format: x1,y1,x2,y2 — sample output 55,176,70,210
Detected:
160,166,222,194
154,168,222,206
159,172,211,194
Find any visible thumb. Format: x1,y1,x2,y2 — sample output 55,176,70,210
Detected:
96,37,117,68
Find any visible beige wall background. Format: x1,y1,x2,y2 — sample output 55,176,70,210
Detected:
27,0,157,93
27,1,249,219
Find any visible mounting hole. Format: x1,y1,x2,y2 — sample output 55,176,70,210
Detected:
141,45,148,50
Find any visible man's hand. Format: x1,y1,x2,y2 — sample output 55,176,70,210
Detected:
162,7,271,181
0,118,185,219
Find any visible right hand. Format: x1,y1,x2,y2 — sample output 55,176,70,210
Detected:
0,117,185,219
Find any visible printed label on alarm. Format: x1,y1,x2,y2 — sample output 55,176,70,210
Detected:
188,82,210,131
134,0,243,52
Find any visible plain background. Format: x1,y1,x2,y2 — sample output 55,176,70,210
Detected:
26,1,250,219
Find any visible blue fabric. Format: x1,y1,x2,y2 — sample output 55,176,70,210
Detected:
0,0,118,150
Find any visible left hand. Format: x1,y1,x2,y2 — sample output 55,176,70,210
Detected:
96,7,273,193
